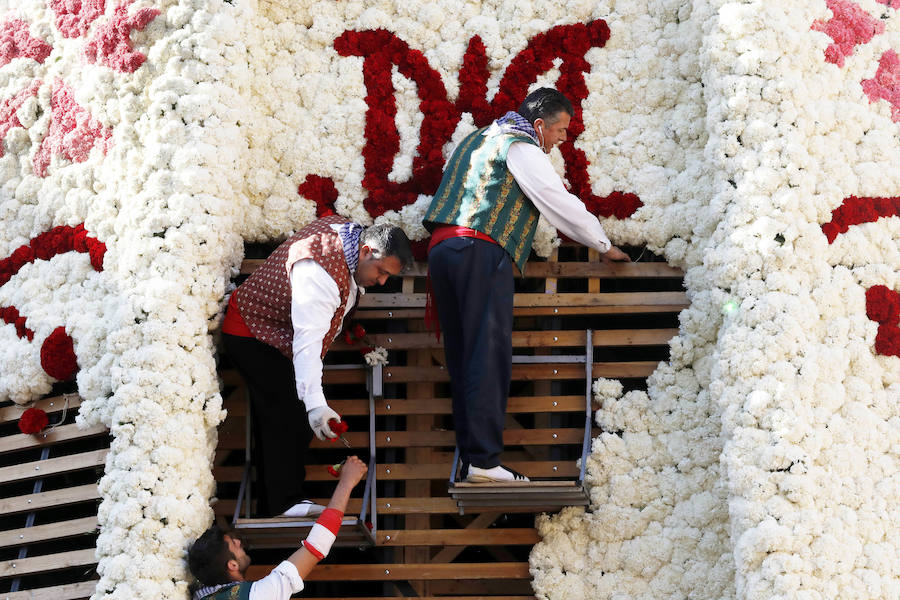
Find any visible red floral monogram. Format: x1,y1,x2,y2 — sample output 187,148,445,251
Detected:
299,21,642,220
0,225,107,381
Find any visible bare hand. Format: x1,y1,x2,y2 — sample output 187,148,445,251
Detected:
601,245,630,262
339,455,368,487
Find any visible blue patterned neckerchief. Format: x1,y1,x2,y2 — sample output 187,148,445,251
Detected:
494,111,539,145
338,221,363,273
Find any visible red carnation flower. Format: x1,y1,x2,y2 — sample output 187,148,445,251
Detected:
327,461,344,478
18,407,49,435
40,326,78,380
328,418,349,436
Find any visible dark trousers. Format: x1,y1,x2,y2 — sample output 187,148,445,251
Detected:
428,237,513,469
223,333,315,517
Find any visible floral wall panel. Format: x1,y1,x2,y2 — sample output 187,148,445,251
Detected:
0,0,898,599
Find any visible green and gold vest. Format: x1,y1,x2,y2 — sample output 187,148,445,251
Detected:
198,582,252,600
424,126,541,272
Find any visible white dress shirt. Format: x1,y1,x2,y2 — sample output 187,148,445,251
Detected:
249,560,304,600
289,257,359,412
506,141,612,253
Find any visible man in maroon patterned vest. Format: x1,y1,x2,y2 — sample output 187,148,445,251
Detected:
222,215,413,517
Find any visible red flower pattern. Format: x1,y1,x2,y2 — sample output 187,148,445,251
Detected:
0,19,52,67
324,21,642,220
83,1,160,73
862,49,900,122
820,195,900,243
811,0,884,68
0,224,106,380
866,285,900,357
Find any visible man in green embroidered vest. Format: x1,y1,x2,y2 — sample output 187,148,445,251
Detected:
423,87,630,483
187,457,367,600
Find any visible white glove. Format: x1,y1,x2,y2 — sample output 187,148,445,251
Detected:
307,405,341,441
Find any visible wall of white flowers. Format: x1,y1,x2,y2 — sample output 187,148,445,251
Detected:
0,0,897,598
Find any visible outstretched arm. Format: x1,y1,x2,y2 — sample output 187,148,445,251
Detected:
507,142,630,262
285,456,368,578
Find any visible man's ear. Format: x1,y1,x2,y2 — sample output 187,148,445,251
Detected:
226,558,240,576
359,245,372,260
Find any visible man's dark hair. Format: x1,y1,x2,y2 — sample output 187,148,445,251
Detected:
518,87,574,125
361,224,414,271
187,525,236,587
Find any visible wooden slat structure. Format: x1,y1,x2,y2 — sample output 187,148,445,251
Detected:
0,393,106,598
0,243,682,598
216,243,684,598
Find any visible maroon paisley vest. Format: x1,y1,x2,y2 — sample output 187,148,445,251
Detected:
233,215,353,359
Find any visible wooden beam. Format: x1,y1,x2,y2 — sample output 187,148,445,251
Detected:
242,258,682,279
0,516,98,550
380,361,659,383
246,562,530,581
323,395,586,417
0,423,108,455
3,580,98,600
355,291,686,309
0,395,82,425
329,328,677,351
306,427,588,450
377,528,539,547
0,449,108,485
0,548,96,579
431,513,499,563
0,484,100,516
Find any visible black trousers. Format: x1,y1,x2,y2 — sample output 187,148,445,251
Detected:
223,333,315,517
428,237,513,469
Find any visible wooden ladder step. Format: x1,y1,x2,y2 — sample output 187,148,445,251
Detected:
233,516,374,549
450,481,588,514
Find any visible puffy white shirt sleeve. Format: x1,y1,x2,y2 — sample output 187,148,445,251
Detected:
506,141,611,253
289,259,357,412
249,560,304,600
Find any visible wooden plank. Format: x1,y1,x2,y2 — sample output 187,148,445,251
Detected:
0,423,109,455
217,489,586,519
0,516,98,550
0,548,96,579
432,513,499,563
224,395,585,418
0,484,100,516
0,395,82,425
4,580,98,600
215,460,578,483
381,361,659,383
356,291,686,309
357,303,686,319
330,328,676,351
245,562,530,581
377,528,539,546
308,427,586,449
0,449,108,485
242,258,682,279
